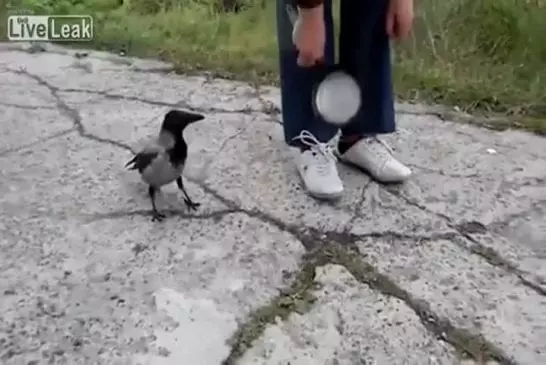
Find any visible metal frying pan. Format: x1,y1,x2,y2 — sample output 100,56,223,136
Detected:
287,5,362,127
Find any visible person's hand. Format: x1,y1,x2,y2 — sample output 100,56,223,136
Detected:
293,5,325,67
386,0,414,41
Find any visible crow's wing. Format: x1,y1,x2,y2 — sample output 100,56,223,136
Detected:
125,144,163,173
126,144,183,187
127,130,174,171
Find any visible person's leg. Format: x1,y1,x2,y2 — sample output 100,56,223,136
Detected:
336,0,411,183
275,0,338,145
275,0,343,199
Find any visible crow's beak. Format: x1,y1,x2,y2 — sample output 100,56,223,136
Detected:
187,113,205,124
163,109,205,131
172,110,205,124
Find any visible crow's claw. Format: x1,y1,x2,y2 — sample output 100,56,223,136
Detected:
184,199,200,211
151,211,166,222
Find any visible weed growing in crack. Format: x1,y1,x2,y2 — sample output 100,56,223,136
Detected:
222,251,327,364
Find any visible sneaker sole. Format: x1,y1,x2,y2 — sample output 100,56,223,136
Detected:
308,189,344,200
295,169,344,201
337,158,410,185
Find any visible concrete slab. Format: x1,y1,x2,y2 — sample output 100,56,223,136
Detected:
238,264,459,365
356,237,546,365
0,203,304,364
0,70,73,154
0,44,544,364
391,113,546,225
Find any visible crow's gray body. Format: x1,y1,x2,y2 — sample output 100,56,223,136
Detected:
128,140,185,188
141,151,184,187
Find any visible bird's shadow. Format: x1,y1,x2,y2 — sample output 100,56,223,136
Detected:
89,178,204,223
135,183,190,209
120,167,187,204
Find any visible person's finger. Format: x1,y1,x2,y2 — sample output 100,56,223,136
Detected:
297,52,316,67
297,53,309,67
396,22,410,40
313,50,325,64
401,19,414,39
386,13,395,39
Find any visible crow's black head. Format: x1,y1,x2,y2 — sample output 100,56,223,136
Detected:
161,109,205,135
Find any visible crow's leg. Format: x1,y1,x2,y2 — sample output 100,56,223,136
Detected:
176,176,200,211
148,185,165,221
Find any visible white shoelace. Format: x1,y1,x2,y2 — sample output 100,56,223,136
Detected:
292,130,336,176
362,136,394,159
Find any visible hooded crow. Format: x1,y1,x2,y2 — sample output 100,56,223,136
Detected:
125,109,205,221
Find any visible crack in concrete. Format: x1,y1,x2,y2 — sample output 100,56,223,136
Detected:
342,179,374,233
0,129,76,157
98,66,176,74
5,67,280,125
253,85,282,116
223,237,518,365
82,208,240,223
399,105,527,135
488,198,546,232
385,186,546,297
222,248,327,364
460,235,546,295
0,101,57,111
13,68,134,153
214,117,255,157
40,85,267,117
406,162,481,178
329,242,518,365
7,66,533,364
327,229,461,244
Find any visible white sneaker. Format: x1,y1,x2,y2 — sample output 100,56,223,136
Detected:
291,130,344,199
338,136,411,183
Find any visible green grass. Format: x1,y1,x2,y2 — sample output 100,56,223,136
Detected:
3,0,546,133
